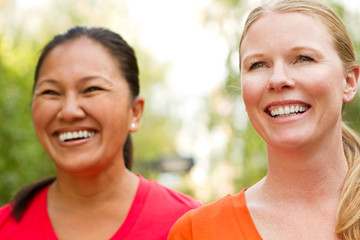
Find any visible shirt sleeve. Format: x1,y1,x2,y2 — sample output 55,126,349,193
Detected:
168,210,194,240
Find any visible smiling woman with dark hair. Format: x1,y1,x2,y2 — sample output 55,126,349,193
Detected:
0,26,200,240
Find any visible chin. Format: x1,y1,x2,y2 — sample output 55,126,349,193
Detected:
53,157,102,175
269,138,310,152
265,133,310,150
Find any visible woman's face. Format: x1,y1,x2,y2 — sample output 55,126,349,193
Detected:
240,12,358,150
32,38,143,175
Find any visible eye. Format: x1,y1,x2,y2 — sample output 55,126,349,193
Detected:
296,55,314,63
249,62,266,70
84,86,103,93
41,90,60,96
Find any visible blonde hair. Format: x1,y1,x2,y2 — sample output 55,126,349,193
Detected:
239,0,360,239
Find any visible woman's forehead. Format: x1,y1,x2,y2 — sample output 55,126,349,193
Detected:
240,12,332,56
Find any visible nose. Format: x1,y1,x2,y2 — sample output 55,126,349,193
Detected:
57,94,86,122
267,62,295,92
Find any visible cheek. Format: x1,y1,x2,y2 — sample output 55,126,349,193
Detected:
31,101,59,150
296,64,344,92
308,81,328,96
241,76,265,108
93,97,131,127
31,101,56,131
302,71,344,103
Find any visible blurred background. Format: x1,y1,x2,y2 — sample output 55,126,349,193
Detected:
1,0,360,205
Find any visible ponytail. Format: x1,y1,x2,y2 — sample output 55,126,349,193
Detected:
336,123,360,239
11,177,56,221
123,133,133,170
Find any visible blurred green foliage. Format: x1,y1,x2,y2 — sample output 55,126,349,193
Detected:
1,0,360,206
0,25,55,204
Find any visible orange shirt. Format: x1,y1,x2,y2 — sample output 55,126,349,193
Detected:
168,189,263,240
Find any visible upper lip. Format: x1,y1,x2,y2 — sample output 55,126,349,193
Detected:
52,126,98,136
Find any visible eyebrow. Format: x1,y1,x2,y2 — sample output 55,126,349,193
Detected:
241,53,266,66
241,46,322,63
79,75,112,84
242,53,265,60
289,46,321,53
36,75,112,87
34,79,60,90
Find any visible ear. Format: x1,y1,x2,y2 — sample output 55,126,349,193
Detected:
343,66,359,103
128,96,145,132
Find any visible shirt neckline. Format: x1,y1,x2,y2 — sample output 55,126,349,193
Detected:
232,189,263,240
37,175,149,240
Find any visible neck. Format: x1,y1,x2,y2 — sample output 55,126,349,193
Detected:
262,135,348,200
49,168,139,208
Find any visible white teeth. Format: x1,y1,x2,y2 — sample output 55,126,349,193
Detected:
269,105,309,117
66,132,72,140
278,108,284,115
284,106,290,115
73,132,79,139
58,130,96,142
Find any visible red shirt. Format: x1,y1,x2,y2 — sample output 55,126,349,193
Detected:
0,175,201,239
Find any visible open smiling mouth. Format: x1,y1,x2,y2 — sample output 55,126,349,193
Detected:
266,104,310,118
58,130,97,142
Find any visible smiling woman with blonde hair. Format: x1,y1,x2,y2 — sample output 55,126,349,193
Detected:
169,0,360,239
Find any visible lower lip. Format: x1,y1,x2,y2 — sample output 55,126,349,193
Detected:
267,108,311,123
55,134,97,146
